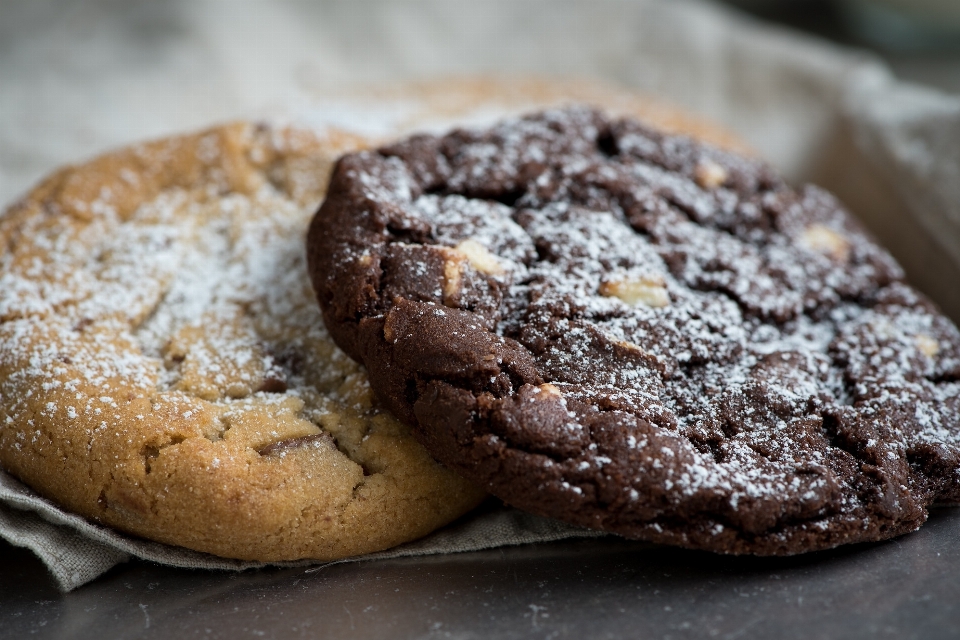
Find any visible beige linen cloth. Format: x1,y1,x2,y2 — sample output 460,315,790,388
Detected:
2,0,960,591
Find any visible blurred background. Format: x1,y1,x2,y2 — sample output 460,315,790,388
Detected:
721,0,960,90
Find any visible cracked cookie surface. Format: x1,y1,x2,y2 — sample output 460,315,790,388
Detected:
309,107,960,554
0,123,485,561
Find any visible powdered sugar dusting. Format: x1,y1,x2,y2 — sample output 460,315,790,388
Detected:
0,124,376,451
323,106,960,550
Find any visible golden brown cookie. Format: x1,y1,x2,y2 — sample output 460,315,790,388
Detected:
0,122,485,561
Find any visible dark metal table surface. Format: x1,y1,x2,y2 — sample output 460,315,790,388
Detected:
3,508,960,640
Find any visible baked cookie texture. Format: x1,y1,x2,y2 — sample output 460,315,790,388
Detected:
0,122,485,561
309,107,960,555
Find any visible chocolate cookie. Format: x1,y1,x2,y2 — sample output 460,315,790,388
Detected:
308,107,960,555
0,123,485,561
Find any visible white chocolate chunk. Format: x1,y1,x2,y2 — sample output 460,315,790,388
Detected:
442,252,465,303
694,160,728,189
357,253,374,268
600,277,670,308
538,383,563,398
800,224,851,263
455,239,505,275
916,334,940,358
613,339,647,355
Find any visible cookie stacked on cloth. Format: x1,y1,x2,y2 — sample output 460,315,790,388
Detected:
4,98,960,567
0,123,486,561
308,107,960,555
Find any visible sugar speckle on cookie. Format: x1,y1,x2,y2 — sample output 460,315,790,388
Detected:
310,106,960,555
0,122,485,561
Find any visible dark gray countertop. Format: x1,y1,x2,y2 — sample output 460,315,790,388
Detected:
4,507,960,639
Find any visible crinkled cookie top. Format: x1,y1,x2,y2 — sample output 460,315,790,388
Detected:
309,107,960,554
